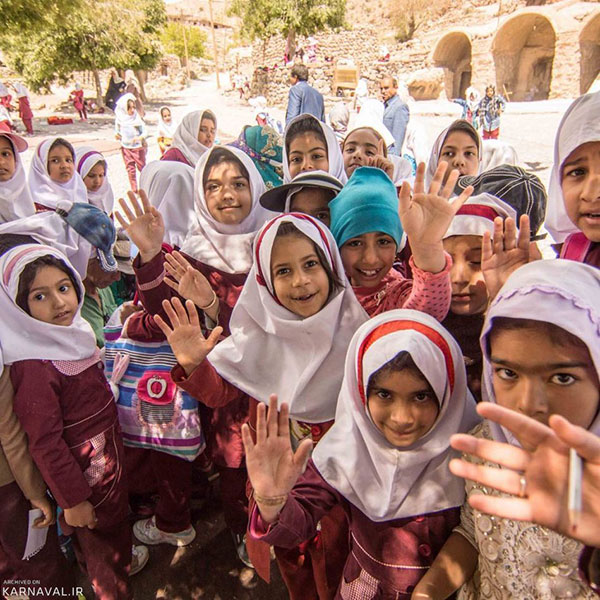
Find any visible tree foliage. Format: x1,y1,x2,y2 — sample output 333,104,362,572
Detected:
0,0,166,90
160,22,209,62
0,0,81,33
230,0,346,46
391,0,453,43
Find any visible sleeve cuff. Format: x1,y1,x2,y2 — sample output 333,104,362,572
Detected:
133,251,165,288
409,251,452,279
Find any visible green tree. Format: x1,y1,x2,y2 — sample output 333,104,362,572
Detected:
0,0,81,32
160,22,209,64
230,0,346,60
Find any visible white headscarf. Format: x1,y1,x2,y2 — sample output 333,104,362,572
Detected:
480,139,519,173
13,82,29,99
28,137,89,211
0,210,93,278
282,114,347,184
444,193,517,238
180,146,275,274
546,92,600,243
312,309,479,521
114,93,143,128
157,105,177,139
480,260,600,444
140,160,195,248
75,146,115,215
207,213,368,423
351,98,395,147
0,83,9,97
0,244,97,367
171,109,217,167
426,122,482,186
0,134,35,223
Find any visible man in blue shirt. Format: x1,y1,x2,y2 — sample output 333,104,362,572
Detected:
381,75,410,156
285,64,325,124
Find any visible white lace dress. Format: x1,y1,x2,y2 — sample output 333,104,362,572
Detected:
455,421,595,600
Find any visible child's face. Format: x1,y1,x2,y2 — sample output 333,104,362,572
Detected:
439,131,479,181
0,137,16,182
161,109,172,123
204,161,252,225
368,367,439,447
341,232,396,288
561,140,600,243
127,102,135,116
443,235,488,315
85,257,120,289
47,145,74,184
490,325,599,451
270,234,330,318
198,118,216,147
288,133,328,179
26,265,79,326
83,162,106,193
343,128,382,178
289,188,333,226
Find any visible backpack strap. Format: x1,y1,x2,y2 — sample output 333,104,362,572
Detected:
560,232,591,262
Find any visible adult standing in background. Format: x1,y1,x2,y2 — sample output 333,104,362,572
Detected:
380,75,410,156
285,64,325,125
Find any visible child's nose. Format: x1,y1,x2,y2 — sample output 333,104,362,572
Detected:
581,171,600,202
516,380,548,418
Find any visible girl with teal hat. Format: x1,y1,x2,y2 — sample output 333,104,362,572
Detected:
330,162,473,318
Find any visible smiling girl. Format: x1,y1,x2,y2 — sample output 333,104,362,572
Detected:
0,132,35,223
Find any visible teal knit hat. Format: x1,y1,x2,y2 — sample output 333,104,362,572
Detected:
330,166,403,247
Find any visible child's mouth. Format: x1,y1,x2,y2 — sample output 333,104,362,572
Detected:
582,212,600,223
54,310,71,322
292,292,316,302
357,268,382,280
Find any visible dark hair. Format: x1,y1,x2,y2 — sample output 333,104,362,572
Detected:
0,134,16,156
16,255,81,314
285,115,327,156
160,107,171,117
442,120,480,156
488,317,589,353
291,64,309,81
126,99,135,111
202,147,250,190
86,159,107,175
48,138,75,160
201,110,216,125
273,221,343,299
342,127,387,157
367,351,433,396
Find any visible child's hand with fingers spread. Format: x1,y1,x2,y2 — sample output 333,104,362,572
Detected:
115,189,165,264
154,297,223,376
241,395,313,524
481,214,539,302
399,162,473,273
164,251,219,320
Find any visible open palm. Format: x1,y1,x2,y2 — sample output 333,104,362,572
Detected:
154,297,222,375
164,251,215,308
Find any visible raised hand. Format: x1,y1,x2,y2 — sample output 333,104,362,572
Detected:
481,214,540,301
241,395,313,524
154,297,223,376
449,403,600,547
164,252,219,320
399,162,473,273
115,190,164,264
366,155,395,180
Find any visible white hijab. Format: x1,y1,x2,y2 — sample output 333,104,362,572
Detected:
157,106,177,139
282,114,347,184
0,83,8,97
0,210,93,278
546,92,600,243
171,109,217,167
180,145,275,274
114,93,143,127
0,244,97,368
425,122,482,186
480,259,600,444
13,82,29,99
207,213,368,423
351,98,395,147
28,137,89,211
0,134,35,223
312,310,479,521
75,146,115,215
481,139,519,173
140,160,195,248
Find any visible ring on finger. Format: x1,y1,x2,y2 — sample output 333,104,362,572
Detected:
518,475,527,498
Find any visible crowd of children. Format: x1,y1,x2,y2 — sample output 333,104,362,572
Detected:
0,78,598,600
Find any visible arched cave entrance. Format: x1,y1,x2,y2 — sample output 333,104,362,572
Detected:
580,12,600,94
433,31,472,100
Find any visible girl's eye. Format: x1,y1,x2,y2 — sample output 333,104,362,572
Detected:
414,392,434,403
305,259,319,268
235,181,248,189
290,157,302,164
565,167,585,178
316,212,329,221
550,373,577,386
275,267,289,277
377,238,392,246
346,239,362,247
33,293,44,301
442,151,454,158
311,153,325,161
59,284,70,293
495,367,517,381
207,184,219,191
376,390,392,400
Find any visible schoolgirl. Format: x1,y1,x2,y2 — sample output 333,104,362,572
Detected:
161,109,217,167
114,93,147,193
283,113,347,183
13,82,34,135
157,106,176,156
75,146,115,215
29,137,88,212
545,91,600,266
415,259,600,599
330,163,471,319
1,244,147,599
0,131,35,223
244,309,479,599
155,212,368,598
